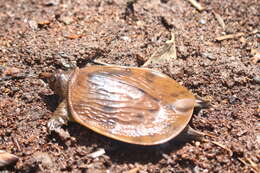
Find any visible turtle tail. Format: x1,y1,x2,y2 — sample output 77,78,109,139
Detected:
195,98,211,108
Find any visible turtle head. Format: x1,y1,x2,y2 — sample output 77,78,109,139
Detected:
41,70,73,98
49,70,73,98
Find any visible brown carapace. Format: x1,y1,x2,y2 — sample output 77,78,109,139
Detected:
47,66,197,145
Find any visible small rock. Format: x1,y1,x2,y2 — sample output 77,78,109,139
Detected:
44,0,60,6
60,16,73,25
199,19,206,24
202,52,216,60
28,20,38,30
228,95,237,104
32,152,53,169
253,76,260,84
121,36,131,42
193,165,208,173
195,141,200,146
178,46,189,58
160,0,169,3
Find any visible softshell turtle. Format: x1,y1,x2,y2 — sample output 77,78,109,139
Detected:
46,66,203,145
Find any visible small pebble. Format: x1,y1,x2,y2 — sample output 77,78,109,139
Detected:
253,76,260,84
202,52,216,60
195,141,200,146
193,165,208,173
121,36,131,42
60,16,73,25
44,0,60,6
199,19,206,24
28,20,38,30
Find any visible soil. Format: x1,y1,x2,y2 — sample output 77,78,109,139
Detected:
0,0,259,172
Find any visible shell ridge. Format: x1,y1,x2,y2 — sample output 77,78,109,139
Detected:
75,103,156,124
89,71,155,95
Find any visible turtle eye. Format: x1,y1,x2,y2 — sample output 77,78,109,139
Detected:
49,75,56,83
47,74,59,90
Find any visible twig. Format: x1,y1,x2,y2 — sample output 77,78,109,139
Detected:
213,11,225,29
12,137,21,151
211,141,233,156
238,157,259,173
215,32,245,41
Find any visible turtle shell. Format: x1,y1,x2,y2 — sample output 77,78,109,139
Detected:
67,66,196,145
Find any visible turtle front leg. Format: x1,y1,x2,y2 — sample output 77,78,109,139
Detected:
47,100,69,133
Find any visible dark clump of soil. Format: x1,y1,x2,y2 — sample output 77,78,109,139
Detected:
0,0,259,172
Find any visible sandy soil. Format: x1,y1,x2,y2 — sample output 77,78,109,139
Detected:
0,0,259,172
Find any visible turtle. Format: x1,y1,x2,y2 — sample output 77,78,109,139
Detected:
45,65,205,145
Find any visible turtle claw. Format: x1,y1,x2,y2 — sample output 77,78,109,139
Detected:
47,116,72,140
47,116,67,133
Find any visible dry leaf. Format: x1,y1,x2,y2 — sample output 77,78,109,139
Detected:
0,150,19,168
143,33,177,67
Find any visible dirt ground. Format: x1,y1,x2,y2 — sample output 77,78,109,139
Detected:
0,0,259,172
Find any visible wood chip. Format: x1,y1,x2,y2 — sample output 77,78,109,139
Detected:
215,32,245,41
38,20,51,26
63,33,82,39
213,11,225,29
142,32,177,67
186,0,204,11
0,150,19,168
